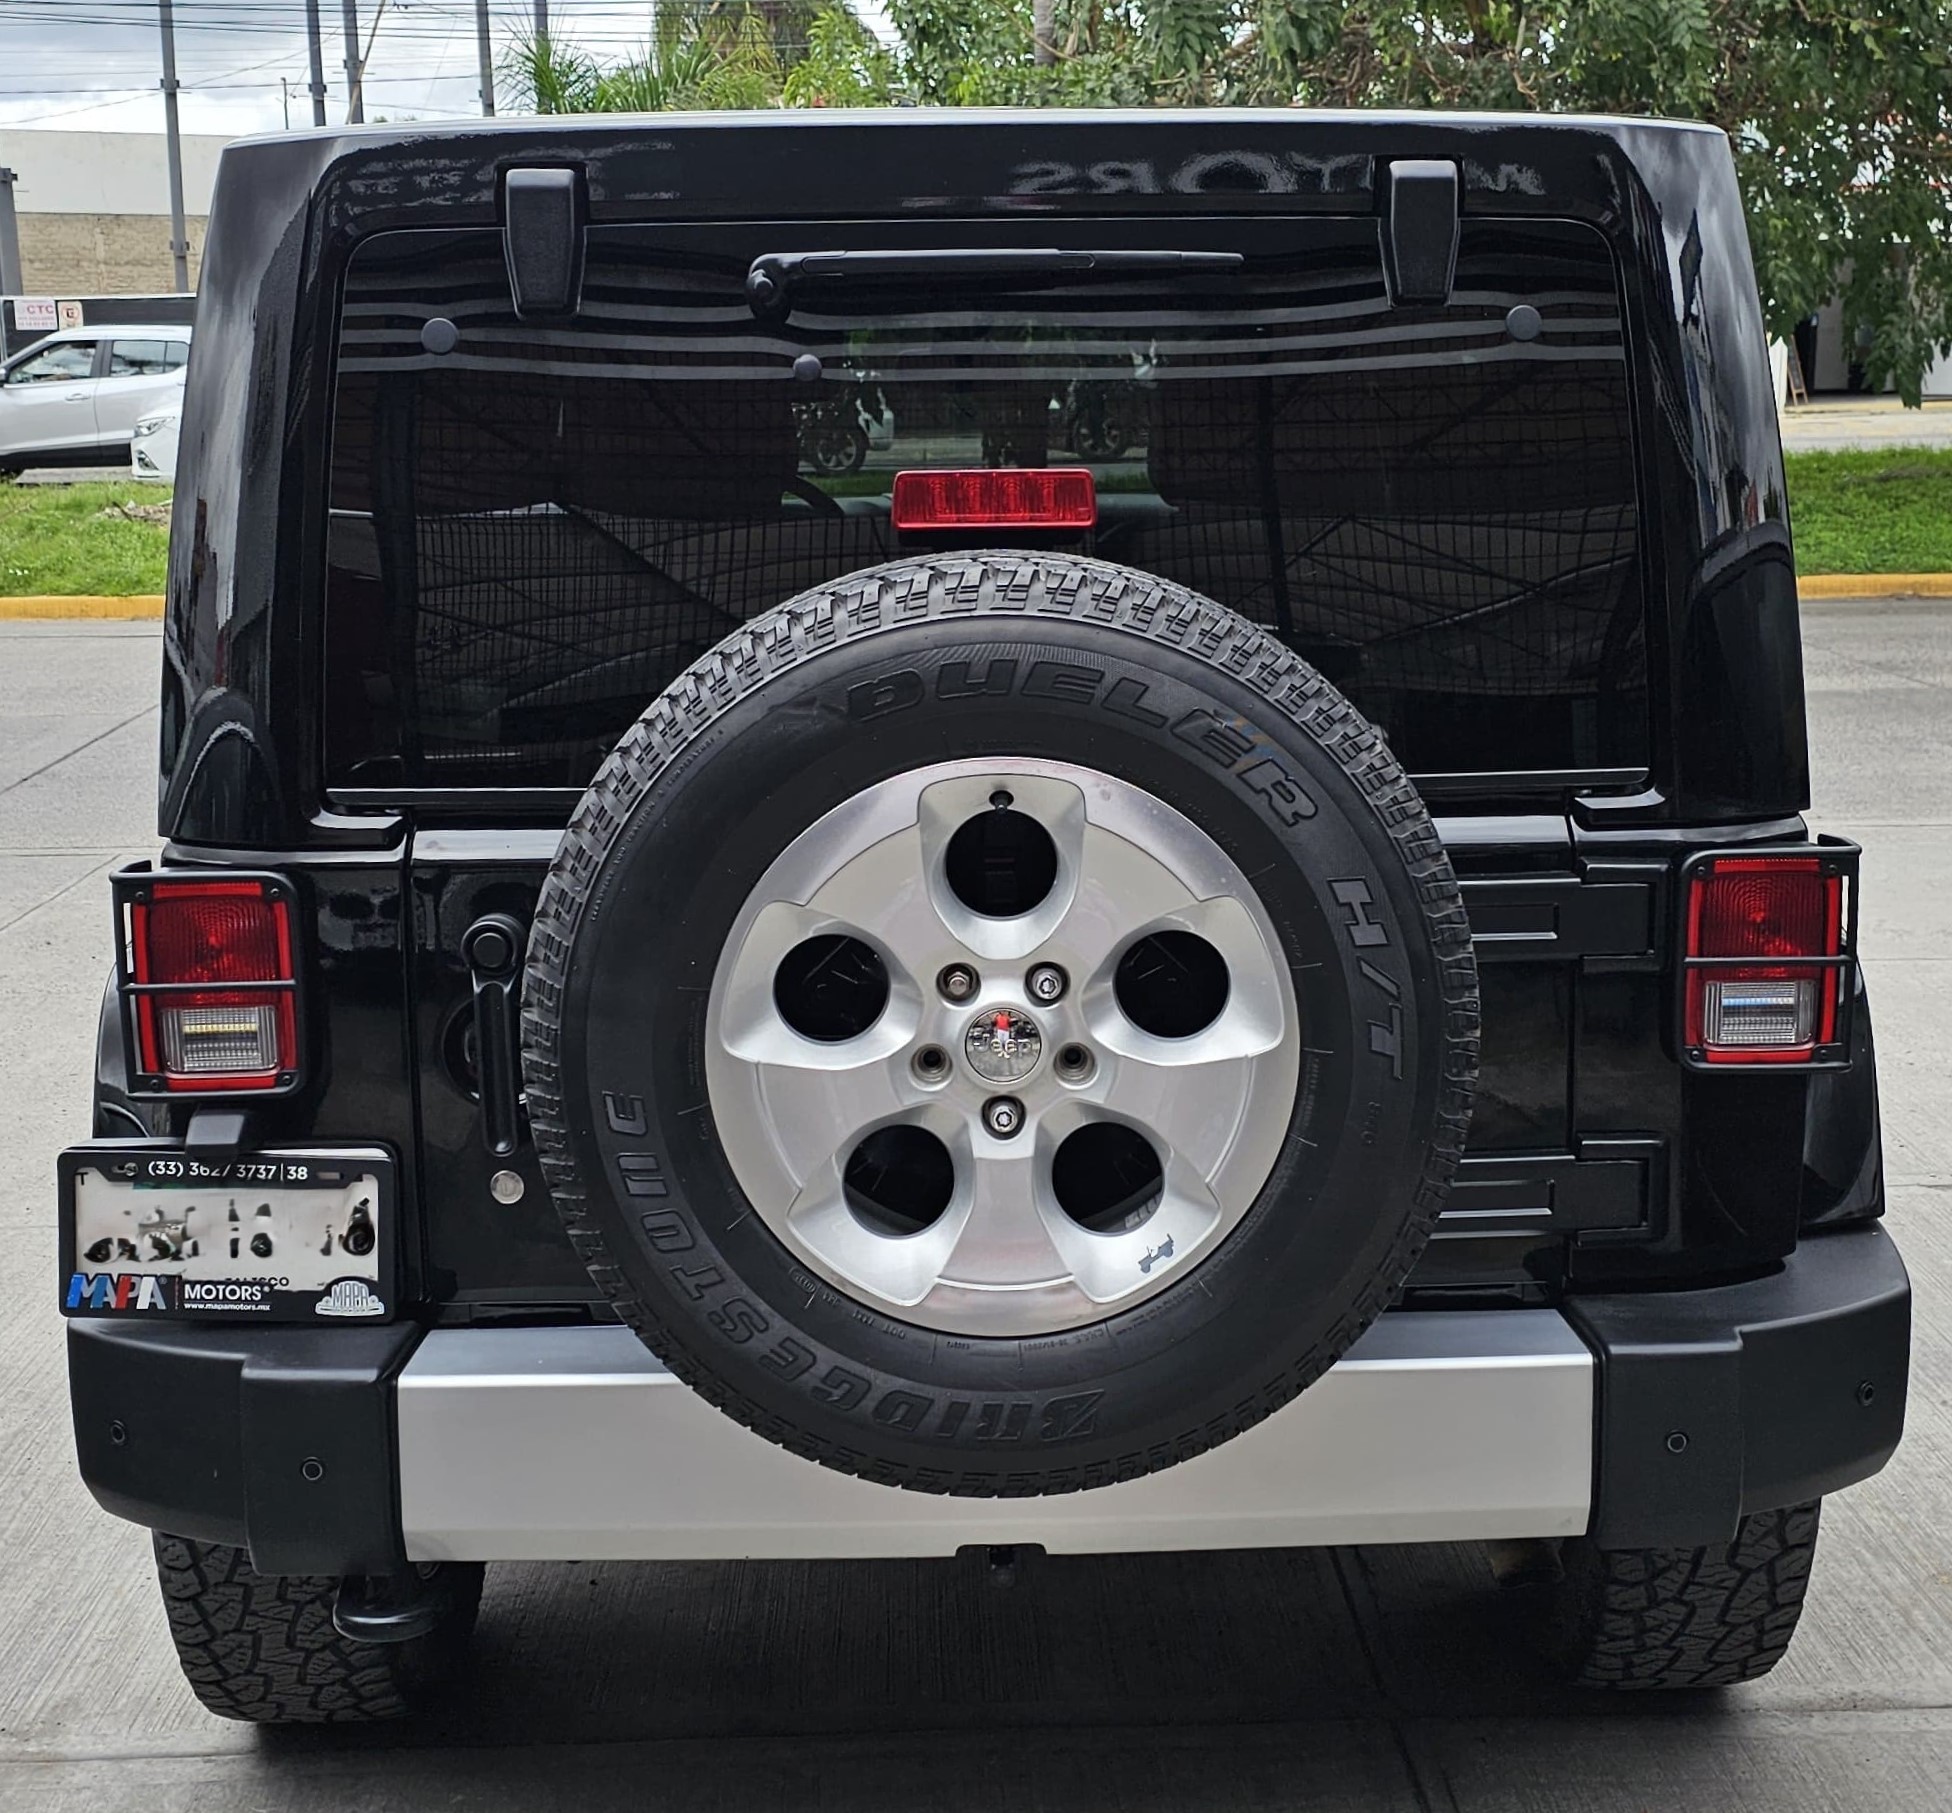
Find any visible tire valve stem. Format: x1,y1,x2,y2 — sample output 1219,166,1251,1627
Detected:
983,1096,1025,1139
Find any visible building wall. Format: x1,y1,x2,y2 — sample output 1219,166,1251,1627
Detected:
2,127,229,298
16,213,207,296
1807,293,1951,400
0,128,228,216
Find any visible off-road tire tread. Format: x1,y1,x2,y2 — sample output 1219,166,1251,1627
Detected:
1550,1501,1821,1689
153,1534,482,1723
524,553,1479,1495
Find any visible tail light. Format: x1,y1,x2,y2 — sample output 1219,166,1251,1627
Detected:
1680,848,1854,1069
893,467,1096,531
114,869,302,1094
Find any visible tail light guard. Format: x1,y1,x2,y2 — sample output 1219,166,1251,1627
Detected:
1676,837,1859,1073
110,863,307,1099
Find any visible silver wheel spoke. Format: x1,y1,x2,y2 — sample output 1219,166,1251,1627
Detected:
935,1143,1073,1293
782,1114,973,1308
1094,1048,1252,1182
802,822,962,989
747,1045,915,1187
919,771,1086,961
718,899,918,1071
1085,892,1288,1066
1040,823,1201,980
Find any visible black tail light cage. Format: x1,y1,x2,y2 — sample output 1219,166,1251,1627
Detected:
1676,836,1859,1074
110,862,308,1100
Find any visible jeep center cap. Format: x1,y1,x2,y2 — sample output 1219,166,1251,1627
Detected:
964,1007,1043,1084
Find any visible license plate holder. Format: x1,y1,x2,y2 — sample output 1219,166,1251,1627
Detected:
58,1142,396,1322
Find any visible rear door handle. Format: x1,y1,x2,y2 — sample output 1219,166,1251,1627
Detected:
462,914,528,1158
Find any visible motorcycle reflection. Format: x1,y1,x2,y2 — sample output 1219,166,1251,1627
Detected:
794,387,894,476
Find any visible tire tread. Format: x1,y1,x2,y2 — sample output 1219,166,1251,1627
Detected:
152,1534,481,1723
1550,1502,1821,1689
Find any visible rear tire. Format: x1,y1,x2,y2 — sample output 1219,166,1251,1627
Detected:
153,1534,484,1723
1543,1501,1820,1689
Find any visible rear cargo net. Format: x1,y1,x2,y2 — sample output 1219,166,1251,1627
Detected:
324,217,1646,792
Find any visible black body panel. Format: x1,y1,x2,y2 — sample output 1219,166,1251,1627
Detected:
162,109,1800,848
133,814,1882,1311
123,109,1873,1313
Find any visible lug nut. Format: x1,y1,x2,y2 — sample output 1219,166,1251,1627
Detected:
1055,1042,1095,1082
982,1096,1025,1139
1026,963,1067,1004
912,1045,951,1084
939,963,980,1002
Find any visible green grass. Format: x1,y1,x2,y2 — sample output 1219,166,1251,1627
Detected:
1784,447,1952,575
0,480,172,596
1,448,1946,596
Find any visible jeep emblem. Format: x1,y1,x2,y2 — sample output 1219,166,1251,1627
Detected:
963,1007,1044,1084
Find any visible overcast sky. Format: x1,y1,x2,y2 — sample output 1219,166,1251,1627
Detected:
0,1,838,136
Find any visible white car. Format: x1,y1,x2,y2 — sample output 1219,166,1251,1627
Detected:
0,323,191,477
130,379,184,483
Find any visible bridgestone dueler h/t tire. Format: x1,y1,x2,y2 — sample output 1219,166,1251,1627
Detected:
523,553,1479,1496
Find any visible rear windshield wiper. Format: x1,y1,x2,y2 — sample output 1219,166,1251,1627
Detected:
745,247,1242,316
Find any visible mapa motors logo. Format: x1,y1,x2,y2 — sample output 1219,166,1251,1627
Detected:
315,1278,385,1318
66,1272,170,1312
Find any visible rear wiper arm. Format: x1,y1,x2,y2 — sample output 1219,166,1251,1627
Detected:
745,247,1242,316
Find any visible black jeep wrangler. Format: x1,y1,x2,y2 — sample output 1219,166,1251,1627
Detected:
61,109,1908,1722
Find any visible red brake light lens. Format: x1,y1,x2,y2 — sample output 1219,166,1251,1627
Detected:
1684,858,1843,1064
892,467,1097,531
130,880,297,1090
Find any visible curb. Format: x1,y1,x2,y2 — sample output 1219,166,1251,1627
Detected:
0,595,165,619
1797,575,1952,600
2,578,1950,619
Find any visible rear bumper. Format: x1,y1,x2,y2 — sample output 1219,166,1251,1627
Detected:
395,1311,1594,1561
68,1226,1909,1572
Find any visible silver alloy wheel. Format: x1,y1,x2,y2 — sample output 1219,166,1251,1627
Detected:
704,758,1299,1337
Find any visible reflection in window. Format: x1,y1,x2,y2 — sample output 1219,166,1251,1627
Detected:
325,220,1647,792
9,341,96,384
109,340,186,376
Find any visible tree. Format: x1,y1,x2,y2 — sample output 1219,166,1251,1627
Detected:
507,2,1952,402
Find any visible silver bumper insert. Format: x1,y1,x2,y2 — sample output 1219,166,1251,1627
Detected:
397,1311,1593,1562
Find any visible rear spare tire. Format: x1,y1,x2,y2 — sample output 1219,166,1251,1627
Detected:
524,553,1477,1494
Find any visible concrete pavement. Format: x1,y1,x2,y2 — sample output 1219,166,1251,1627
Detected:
1,606,1949,1810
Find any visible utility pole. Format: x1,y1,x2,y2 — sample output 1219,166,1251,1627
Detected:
475,0,496,116
342,0,365,123
0,168,23,298
533,0,548,41
281,76,291,130
157,0,191,293
305,0,328,125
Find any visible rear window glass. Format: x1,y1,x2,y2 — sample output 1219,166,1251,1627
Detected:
324,217,1645,792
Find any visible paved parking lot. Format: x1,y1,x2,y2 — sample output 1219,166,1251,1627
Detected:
1,605,1949,1811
